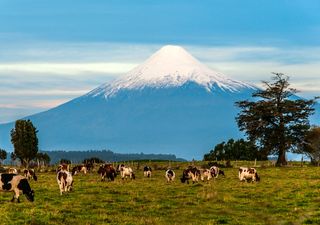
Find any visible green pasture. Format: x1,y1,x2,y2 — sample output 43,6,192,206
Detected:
0,163,320,225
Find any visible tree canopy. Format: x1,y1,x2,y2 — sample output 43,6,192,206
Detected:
204,138,267,161
0,149,7,165
301,126,320,165
236,73,316,166
83,157,104,164
10,119,39,167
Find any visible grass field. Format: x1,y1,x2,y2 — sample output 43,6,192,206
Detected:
1,163,320,225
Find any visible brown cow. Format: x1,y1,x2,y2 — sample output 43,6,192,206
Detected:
181,166,200,184
98,164,117,181
24,169,38,181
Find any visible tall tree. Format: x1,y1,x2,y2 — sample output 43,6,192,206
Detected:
236,73,316,166
0,149,7,165
10,119,39,168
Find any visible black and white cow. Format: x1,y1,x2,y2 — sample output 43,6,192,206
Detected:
143,166,152,178
119,164,135,180
71,165,87,176
165,169,175,182
97,164,117,181
200,169,212,181
239,167,260,182
0,173,35,202
23,169,38,181
57,170,73,195
181,166,200,184
209,166,225,178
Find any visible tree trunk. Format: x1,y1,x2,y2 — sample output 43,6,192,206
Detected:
276,149,287,166
23,159,29,168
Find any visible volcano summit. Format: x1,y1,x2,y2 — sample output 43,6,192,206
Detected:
0,45,257,159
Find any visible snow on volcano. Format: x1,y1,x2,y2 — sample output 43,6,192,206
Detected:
88,45,255,98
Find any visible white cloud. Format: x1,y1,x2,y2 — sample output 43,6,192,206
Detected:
0,62,137,75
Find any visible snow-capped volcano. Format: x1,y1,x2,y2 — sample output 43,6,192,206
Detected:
0,45,261,159
88,45,254,98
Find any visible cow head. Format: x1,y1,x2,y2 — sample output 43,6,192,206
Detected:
219,170,225,176
30,170,37,181
180,177,187,183
180,169,190,183
17,179,35,202
25,190,35,202
71,166,78,176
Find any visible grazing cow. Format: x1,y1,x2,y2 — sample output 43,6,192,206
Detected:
165,169,175,182
143,166,152,178
23,169,38,181
85,163,94,172
98,164,117,181
8,168,18,174
57,164,70,172
200,169,212,181
238,167,260,182
181,166,200,184
57,170,73,195
0,173,35,202
119,164,135,180
209,166,225,178
71,165,87,175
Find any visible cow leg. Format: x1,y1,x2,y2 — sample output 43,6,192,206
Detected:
64,182,68,193
11,188,20,203
59,182,64,195
239,174,245,182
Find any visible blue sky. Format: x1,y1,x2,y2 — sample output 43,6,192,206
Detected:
0,0,320,123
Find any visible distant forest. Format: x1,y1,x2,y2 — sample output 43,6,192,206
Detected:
42,150,186,164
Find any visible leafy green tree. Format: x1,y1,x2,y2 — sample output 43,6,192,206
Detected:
83,157,104,164
0,149,7,165
204,138,267,161
236,73,316,166
35,152,51,166
10,119,39,168
301,126,320,165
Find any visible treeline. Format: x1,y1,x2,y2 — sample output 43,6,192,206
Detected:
204,138,268,161
42,150,185,164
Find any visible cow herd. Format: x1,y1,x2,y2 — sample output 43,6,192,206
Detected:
0,164,260,203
